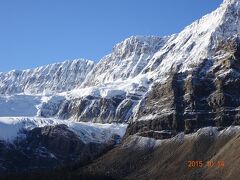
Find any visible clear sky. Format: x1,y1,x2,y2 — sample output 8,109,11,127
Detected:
0,0,222,72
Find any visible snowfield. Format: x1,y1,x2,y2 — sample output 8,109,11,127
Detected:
0,93,128,144
0,117,127,143
0,94,42,117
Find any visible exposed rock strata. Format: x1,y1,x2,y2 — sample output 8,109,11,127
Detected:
130,37,240,135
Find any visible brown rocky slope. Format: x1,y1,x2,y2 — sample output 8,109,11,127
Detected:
77,127,240,180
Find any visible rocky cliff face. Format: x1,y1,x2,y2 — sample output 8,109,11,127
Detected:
39,92,143,123
129,37,240,136
126,0,240,136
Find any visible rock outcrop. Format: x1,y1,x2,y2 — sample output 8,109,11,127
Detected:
129,36,240,136
0,124,118,172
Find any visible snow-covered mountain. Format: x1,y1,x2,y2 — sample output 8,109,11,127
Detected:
0,0,237,92
79,0,240,88
1,0,240,173
0,59,95,95
142,0,240,78
82,36,169,87
80,0,240,88
1,0,240,125
40,0,240,125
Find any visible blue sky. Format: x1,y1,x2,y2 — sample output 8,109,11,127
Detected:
0,0,222,72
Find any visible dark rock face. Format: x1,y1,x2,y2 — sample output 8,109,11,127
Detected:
137,130,175,140
40,94,140,123
131,38,240,135
0,124,116,172
22,124,85,157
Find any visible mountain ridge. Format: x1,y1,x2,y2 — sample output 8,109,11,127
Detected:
0,59,95,95
1,0,240,125
1,0,240,176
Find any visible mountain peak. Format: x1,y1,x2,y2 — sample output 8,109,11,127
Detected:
221,0,240,20
139,0,240,77
112,35,165,54
223,0,239,5
211,0,240,45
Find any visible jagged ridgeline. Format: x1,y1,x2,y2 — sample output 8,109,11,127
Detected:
1,0,240,134
1,0,240,178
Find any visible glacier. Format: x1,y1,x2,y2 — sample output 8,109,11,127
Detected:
0,0,240,142
0,117,127,143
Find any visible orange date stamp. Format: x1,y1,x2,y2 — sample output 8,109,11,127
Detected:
187,160,225,168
